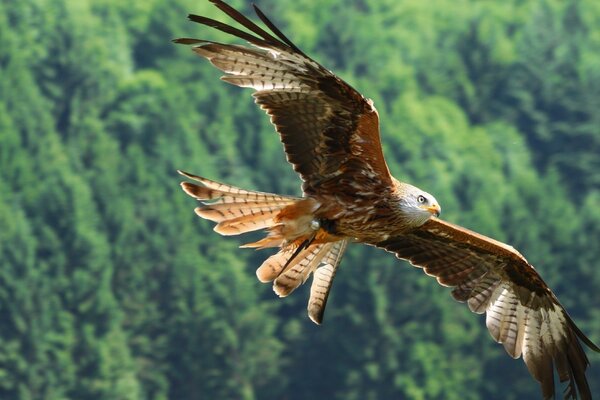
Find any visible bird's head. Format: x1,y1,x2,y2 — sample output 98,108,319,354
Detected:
395,182,441,226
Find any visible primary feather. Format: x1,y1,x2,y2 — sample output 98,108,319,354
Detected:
176,2,599,398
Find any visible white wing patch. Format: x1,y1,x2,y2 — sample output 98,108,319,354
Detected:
195,43,318,92
484,281,569,366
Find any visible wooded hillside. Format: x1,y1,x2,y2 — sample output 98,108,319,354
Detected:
1,0,598,398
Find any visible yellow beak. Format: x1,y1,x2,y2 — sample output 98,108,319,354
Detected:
422,204,441,217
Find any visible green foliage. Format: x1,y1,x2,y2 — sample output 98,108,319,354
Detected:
1,0,598,399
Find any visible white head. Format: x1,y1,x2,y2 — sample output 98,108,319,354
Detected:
395,182,441,227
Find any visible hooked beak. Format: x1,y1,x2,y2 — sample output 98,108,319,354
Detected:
421,204,441,217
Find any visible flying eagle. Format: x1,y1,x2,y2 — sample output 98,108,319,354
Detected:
175,1,599,398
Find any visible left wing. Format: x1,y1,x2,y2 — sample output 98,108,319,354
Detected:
174,0,392,195
375,217,599,400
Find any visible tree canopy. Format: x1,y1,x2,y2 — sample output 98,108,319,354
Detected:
0,0,598,398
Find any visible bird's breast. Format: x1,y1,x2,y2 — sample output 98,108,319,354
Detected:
314,192,411,243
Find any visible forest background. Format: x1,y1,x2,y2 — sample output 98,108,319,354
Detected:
1,0,599,398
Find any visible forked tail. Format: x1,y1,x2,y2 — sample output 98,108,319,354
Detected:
178,170,298,239
178,170,348,323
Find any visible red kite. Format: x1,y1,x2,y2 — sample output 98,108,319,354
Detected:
175,1,599,398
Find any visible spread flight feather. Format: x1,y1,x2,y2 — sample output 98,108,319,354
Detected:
175,1,599,398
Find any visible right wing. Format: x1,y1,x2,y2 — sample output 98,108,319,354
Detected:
175,0,392,195
375,217,599,399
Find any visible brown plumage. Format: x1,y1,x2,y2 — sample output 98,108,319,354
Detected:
175,1,599,398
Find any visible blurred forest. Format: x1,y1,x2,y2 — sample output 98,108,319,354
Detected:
1,0,599,398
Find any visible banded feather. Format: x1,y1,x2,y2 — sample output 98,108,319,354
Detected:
176,2,599,398
256,249,293,283
308,239,348,324
376,217,599,399
179,170,298,236
274,243,332,297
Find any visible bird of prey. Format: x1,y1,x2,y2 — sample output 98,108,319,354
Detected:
175,1,599,398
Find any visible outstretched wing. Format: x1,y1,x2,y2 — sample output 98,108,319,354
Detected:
175,0,391,194
375,217,599,399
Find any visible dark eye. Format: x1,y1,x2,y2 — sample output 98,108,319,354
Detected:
417,195,426,204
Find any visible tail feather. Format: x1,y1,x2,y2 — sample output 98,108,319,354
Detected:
239,234,285,249
179,169,349,324
211,211,277,236
182,181,292,204
273,243,332,297
196,202,292,222
308,240,348,324
179,170,298,237
256,248,293,283
179,169,296,200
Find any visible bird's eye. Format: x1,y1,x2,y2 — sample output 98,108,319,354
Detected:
417,195,426,204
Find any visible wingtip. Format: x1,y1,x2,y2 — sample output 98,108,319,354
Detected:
187,14,204,23
173,38,203,45
564,311,600,353
251,3,266,23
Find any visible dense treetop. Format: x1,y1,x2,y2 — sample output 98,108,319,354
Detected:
0,0,598,398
